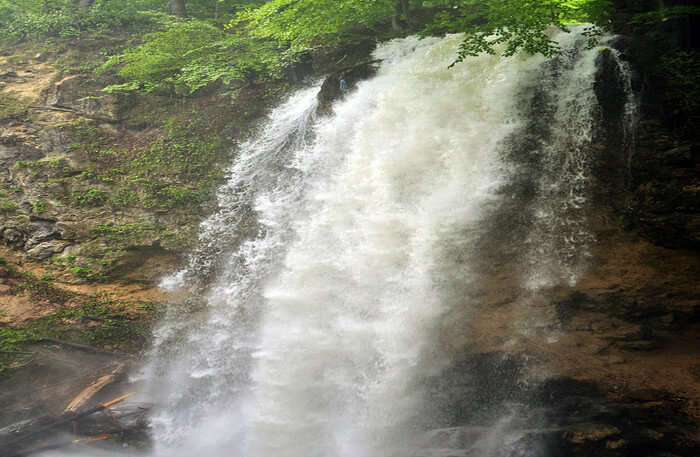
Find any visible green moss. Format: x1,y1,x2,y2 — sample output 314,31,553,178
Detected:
14,158,75,179
51,253,107,282
0,92,29,121
72,187,108,206
1,295,166,373
30,199,47,214
0,327,36,375
0,198,18,214
10,272,76,305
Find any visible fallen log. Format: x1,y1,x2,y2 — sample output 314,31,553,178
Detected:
1,393,135,453
64,363,126,413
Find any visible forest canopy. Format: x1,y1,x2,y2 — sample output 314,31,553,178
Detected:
0,0,695,97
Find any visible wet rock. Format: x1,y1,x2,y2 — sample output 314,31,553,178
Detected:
317,60,380,113
24,221,58,249
26,240,69,260
562,423,621,444
75,402,151,436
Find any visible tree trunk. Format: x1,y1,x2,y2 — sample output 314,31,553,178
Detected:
400,0,411,25
392,0,411,31
392,1,403,31
169,0,187,18
78,0,94,11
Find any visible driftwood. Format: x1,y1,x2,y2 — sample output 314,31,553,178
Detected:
64,363,125,413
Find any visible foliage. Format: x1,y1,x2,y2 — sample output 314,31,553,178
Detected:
59,109,230,223
237,0,398,50
101,18,283,95
30,199,47,214
0,190,18,213
425,0,612,63
0,0,168,41
0,285,164,373
72,187,109,206
240,0,613,62
630,5,700,25
660,50,700,132
10,269,76,304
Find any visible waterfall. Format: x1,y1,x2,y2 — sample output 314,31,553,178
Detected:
141,28,634,457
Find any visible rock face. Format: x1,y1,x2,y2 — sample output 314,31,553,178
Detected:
317,60,380,113
0,56,193,284
46,75,121,122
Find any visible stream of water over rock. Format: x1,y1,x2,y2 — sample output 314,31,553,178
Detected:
49,28,634,457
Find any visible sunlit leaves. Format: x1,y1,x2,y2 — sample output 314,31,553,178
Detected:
237,0,397,50
426,0,613,64
101,20,283,95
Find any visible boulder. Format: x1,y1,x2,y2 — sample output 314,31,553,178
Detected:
24,221,58,250
26,240,69,260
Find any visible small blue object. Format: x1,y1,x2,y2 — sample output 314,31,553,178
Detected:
339,79,347,92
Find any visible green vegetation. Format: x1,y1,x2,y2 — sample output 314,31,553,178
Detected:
0,190,18,214
51,253,108,281
64,114,227,210
30,199,47,214
239,0,613,63
0,1,620,98
10,270,76,304
100,19,282,97
0,93,29,121
630,5,700,26
0,259,165,374
0,296,162,373
72,187,108,206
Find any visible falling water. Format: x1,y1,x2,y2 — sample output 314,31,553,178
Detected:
140,28,635,457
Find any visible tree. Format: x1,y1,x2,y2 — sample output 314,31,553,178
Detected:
393,0,412,31
77,0,94,12
169,0,186,17
238,0,409,50
427,0,613,63
101,19,283,96
240,0,612,61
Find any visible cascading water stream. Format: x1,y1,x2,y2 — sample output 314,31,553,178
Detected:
134,28,636,457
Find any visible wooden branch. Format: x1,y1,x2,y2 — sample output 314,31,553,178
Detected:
28,105,77,113
64,363,125,413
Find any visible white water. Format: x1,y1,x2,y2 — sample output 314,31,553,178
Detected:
136,29,633,457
